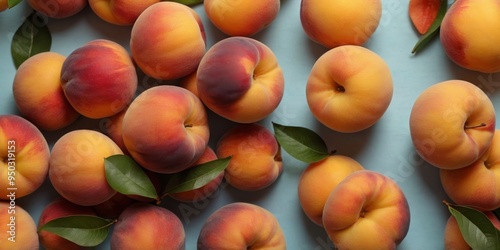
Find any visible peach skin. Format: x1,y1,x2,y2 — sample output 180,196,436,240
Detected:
204,0,280,36
409,80,496,170
13,52,80,131
102,106,130,155
122,85,210,174
61,39,137,119
216,123,283,191
197,37,284,123
0,202,39,249
130,2,206,80
0,115,50,200
89,0,160,26
298,154,364,226
28,0,87,18
197,202,286,249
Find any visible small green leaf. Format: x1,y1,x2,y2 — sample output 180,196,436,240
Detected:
447,203,500,250
8,0,23,8
38,215,115,247
162,157,230,195
411,0,448,54
272,122,329,163
11,11,52,68
165,0,204,6
105,154,158,199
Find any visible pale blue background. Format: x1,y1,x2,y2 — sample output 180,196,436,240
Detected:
1,1,499,249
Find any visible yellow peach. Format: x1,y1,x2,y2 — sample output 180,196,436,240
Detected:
88,0,160,26
0,202,39,249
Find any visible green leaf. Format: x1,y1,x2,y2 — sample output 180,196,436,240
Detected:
38,215,115,247
165,0,204,6
272,122,329,163
411,0,448,54
8,0,23,8
162,157,230,195
105,154,158,199
11,11,52,68
447,203,500,250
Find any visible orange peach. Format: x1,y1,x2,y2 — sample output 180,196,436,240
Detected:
298,154,364,226
169,146,224,202
216,123,282,191
197,202,286,249
61,39,137,119
101,106,129,155
28,0,87,18
322,170,410,249
0,115,50,200
122,85,210,174
13,52,80,131
440,0,500,73
110,203,185,250
38,198,97,250
178,69,199,98
440,129,500,211
130,2,206,80
204,0,280,36
89,0,160,26
197,37,284,123
49,129,122,206
0,201,39,249
444,212,500,250
300,0,382,48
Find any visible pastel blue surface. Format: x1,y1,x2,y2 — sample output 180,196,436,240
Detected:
1,1,499,249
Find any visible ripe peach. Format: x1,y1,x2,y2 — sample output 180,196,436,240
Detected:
322,170,410,249
110,203,185,250
197,202,286,249
61,39,137,119
409,80,496,170
216,123,282,191
300,0,382,48
13,52,80,131
130,2,206,80
440,0,500,73
89,0,160,26
0,202,39,249
122,85,210,174
197,37,284,123
0,115,50,200
102,106,129,155
28,0,87,18
444,212,500,250
178,69,199,98
49,129,123,206
298,155,364,226
440,129,500,211
169,146,224,202
306,45,393,133
204,0,280,37
38,198,97,250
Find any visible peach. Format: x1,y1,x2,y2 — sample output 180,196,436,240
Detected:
409,80,496,170
28,0,87,18
0,115,50,200
169,146,224,202
122,85,210,174
322,170,410,249
440,0,500,73
444,212,500,250
197,36,284,123
110,203,185,250
49,129,122,206
89,0,160,26
0,201,39,249
38,198,97,250
197,202,286,249
178,69,199,98
300,0,382,48
440,129,500,211
101,106,129,155
204,0,280,37
13,52,80,131
306,45,393,133
216,123,282,191
61,39,137,119
298,154,364,226
130,2,206,80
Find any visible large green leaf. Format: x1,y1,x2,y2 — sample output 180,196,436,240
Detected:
162,157,230,195
447,203,500,250
38,215,115,247
411,0,448,54
105,154,158,199
11,11,52,68
272,122,329,163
